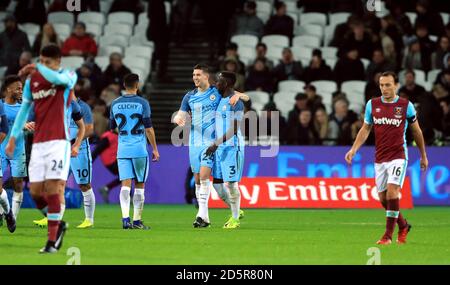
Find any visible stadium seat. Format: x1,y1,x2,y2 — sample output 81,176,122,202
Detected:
129,34,154,48
133,23,148,36
361,58,370,70
100,0,112,14
265,45,284,63
61,56,84,70
323,25,335,46
27,34,36,46
300,12,327,26
129,66,148,88
0,11,7,22
138,12,149,25
53,23,71,40
256,1,272,15
256,11,270,23
349,102,364,114
19,23,40,36
310,80,337,105
85,23,102,37
296,24,323,41
107,12,135,25
245,91,270,113
399,69,426,86
123,56,151,74
325,58,337,69
99,45,123,56
94,56,109,71
238,46,256,65
285,1,298,14
104,23,133,37
273,91,297,119
99,35,129,48
406,12,417,26
261,35,290,48
231,34,258,49
341,80,366,106
441,13,450,25
427,69,441,85
329,12,350,27
320,47,338,60
292,35,320,48
48,12,74,28
164,1,172,24
278,80,305,93
78,12,106,26
125,45,153,60
287,12,298,25
291,46,313,66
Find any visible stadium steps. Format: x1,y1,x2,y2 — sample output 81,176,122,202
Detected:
147,21,212,143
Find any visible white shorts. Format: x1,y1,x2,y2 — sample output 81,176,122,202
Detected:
374,159,408,192
28,140,71,183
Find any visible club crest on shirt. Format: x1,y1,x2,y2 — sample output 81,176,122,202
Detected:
210,95,216,101
394,107,403,118
222,105,227,111
375,108,381,113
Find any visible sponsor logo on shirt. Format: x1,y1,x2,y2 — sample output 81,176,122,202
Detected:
31,88,57,100
373,117,402,127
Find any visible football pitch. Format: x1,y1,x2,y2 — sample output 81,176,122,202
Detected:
1,205,449,265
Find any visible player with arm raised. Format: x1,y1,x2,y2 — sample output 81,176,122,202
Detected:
206,71,245,229
345,71,428,245
110,73,159,230
6,45,77,253
172,64,248,228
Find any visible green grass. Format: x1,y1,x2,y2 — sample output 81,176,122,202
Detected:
1,205,449,265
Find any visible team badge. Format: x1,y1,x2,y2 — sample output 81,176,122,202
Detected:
210,95,216,101
222,105,227,111
375,108,381,113
33,82,39,88
394,107,403,118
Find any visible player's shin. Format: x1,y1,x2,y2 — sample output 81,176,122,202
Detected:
12,191,23,218
226,182,241,220
120,186,131,219
380,198,407,229
198,179,211,222
46,194,61,244
132,188,145,222
0,189,11,214
385,198,400,240
213,183,230,207
82,188,96,223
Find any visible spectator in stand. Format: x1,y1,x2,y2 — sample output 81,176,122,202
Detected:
366,49,395,81
402,37,423,70
273,47,303,84
302,49,333,83
14,0,46,26
259,102,287,143
415,86,445,144
333,47,365,85
365,72,382,102
245,58,274,93
5,50,32,76
264,1,294,40
0,14,30,71
61,22,98,58
431,35,449,70
286,109,320,145
101,52,132,90
76,62,102,96
313,107,330,145
251,43,274,70
415,22,435,72
434,68,450,94
223,59,245,92
440,99,450,137
303,83,324,112
91,99,109,139
230,1,264,38
398,69,426,103
287,93,309,125
242,100,258,143
415,0,445,37
351,109,375,145
330,14,359,48
380,15,404,69
328,95,358,145
100,86,120,109
339,20,374,60
218,42,246,75
32,23,62,56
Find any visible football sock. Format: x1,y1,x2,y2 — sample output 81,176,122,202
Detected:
60,203,66,219
381,200,407,229
198,179,211,222
213,183,230,207
46,194,61,242
12,191,23,218
195,184,200,216
82,189,96,223
120,186,131,219
133,188,145,221
385,198,400,240
227,182,241,220
0,189,10,214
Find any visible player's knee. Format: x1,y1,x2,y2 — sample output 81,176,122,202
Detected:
226,182,240,196
79,184,91,192
213,178,223,184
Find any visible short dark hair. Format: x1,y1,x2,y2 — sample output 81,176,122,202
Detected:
193,63,210,74
380,71,399,83
219,71,236,86
404,69,415,77
1,75,21,95
275,1,286,10
256,42,267,50
40,44,61,59
226,42,238,51
123,73,139,88
246,1,256,10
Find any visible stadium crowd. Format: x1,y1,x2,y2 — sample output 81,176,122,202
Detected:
0,0,449,146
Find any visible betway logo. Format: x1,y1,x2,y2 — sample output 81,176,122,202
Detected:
373,117,402,127
32,88,57,100
209,178,413,209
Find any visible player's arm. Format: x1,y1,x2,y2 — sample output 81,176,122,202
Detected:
345,100,373,164
0,103,8,143
229,91,250,106
143,101,159,161
407,102,428,170
71,105,85,157
82,103,94,139
36,63,77,87
6,79,33,156
173,93,191,126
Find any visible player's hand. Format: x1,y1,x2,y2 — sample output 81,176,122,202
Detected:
5,137,16,158
229,93,241,106
18,63,36,77
24,122,35,132
420,155,428,171
152,149,160,161
173,114,186,127
345,149,356,165
206,143,218,157
71,144,80,157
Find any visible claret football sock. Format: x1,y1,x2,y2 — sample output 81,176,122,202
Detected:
384,198,400,240
46,194,61,242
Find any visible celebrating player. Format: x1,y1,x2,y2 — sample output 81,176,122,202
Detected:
109,73,159,230
206,72,245,229
0,75,26,220
173,64,248,228
345,71,428,245
6,45,77,253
